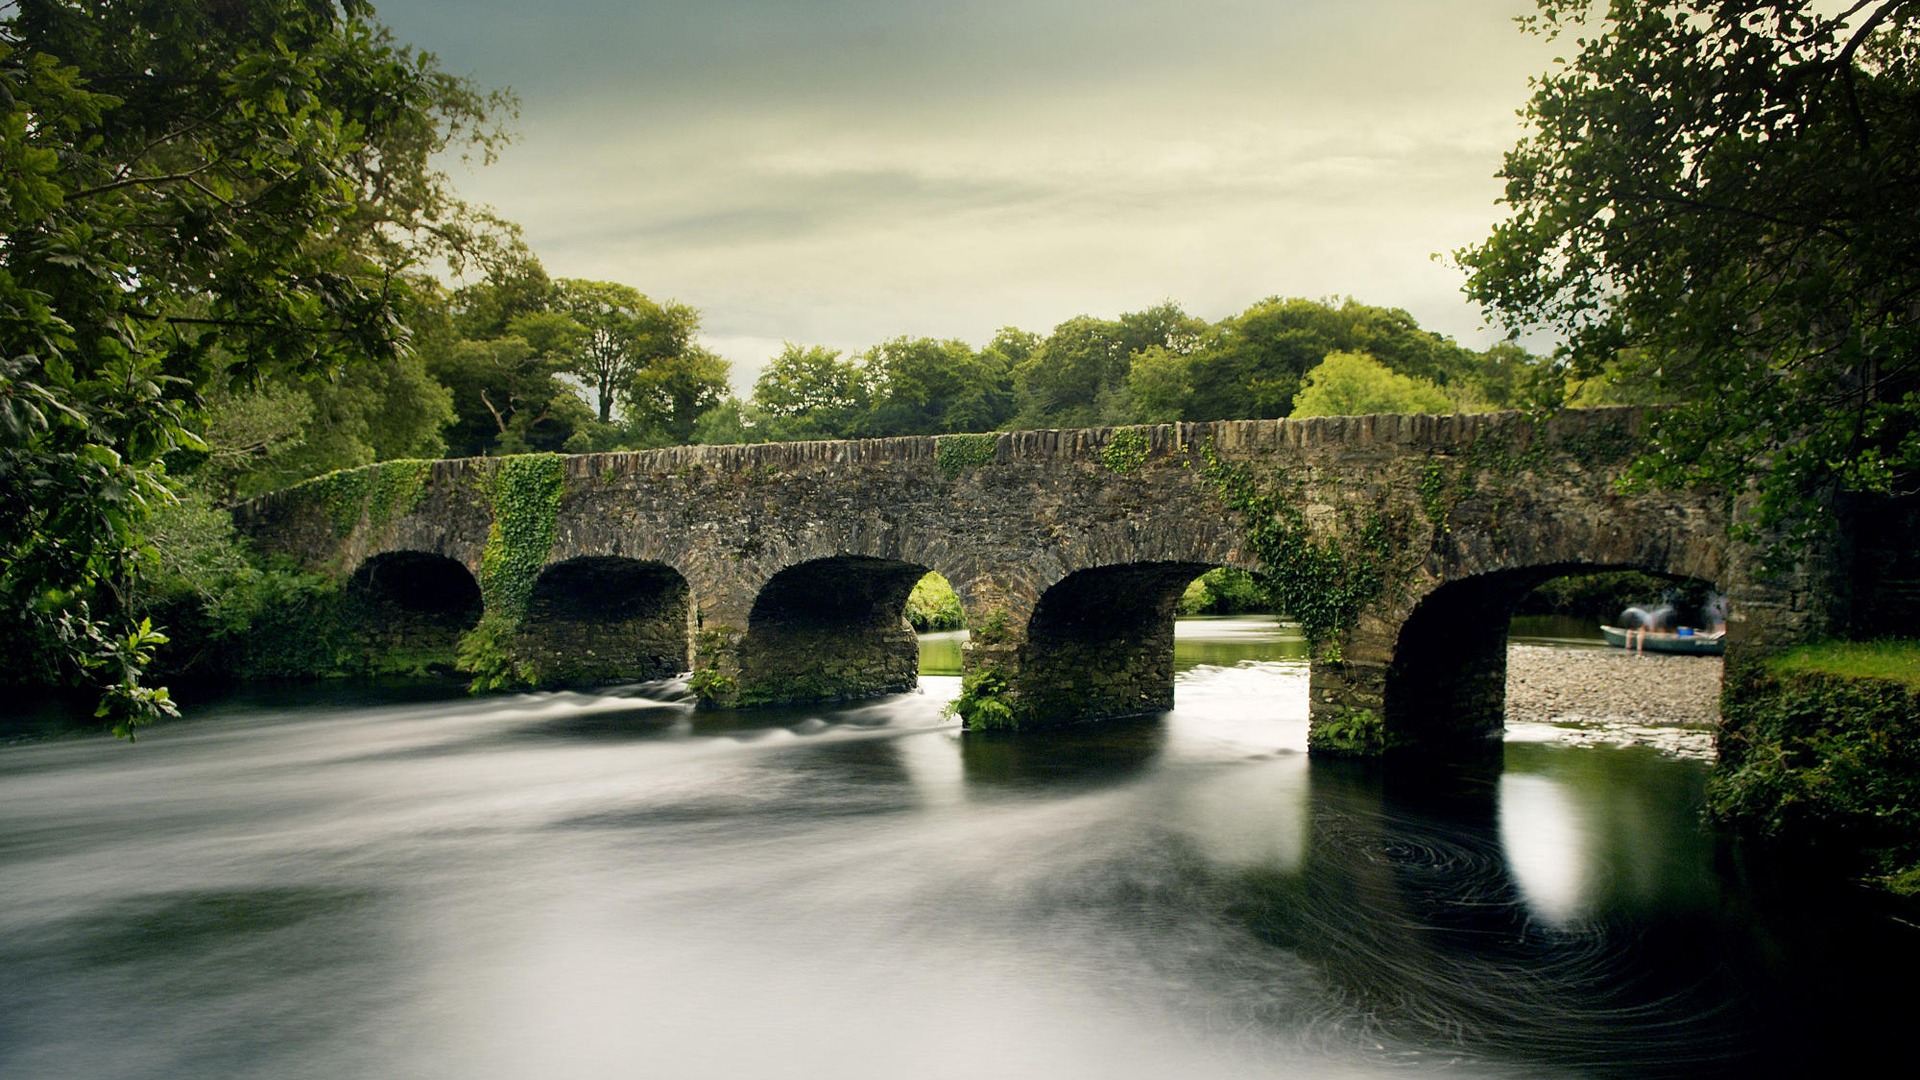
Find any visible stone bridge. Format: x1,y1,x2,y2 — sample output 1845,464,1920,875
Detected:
233,408,1818,755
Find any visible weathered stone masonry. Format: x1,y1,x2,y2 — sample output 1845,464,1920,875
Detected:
233,408,1815,755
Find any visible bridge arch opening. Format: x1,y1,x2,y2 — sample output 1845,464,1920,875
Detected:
517,557,691,686
1014,561,1220,725
739,555,935,705
1382,563,1723,752
346,551,483,673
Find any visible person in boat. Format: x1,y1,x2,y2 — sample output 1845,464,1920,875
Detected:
1618,604,1670,655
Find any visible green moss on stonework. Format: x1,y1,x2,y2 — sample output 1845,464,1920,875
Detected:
1418,457,1451,533
1410,417,1635,549
1200,440,1405,659
289,467,374,536
951,664,1015,729
366,459,434,528
477,454,565,620
1100,427,1151,473
287,459,436,537
936,433,999,478
455,454,565,692
1308,707,1387,757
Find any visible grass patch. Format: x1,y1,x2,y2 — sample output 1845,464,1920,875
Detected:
1770,639,1920,689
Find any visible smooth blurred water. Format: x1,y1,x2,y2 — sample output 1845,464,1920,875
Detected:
1,618,1910,1079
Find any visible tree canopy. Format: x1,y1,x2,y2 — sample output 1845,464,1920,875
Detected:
1290,351,1455,418
1459,0,1920,549
548,279,699,426
0,0,513,730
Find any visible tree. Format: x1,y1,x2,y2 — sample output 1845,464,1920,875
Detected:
546,280,688,425
425,335,587,455
859,336,1012,436
406,265,593,458
1183,297,1479,422
1290,351,1456,417
1460,1,1920,551
751,343,871,440
691,397,753,445
1124,345,1196,423
626,345,730,447
450,243,553,340
0,0,513,730
1013,302,1206,428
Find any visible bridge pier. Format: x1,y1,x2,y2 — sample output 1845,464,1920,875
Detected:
948,562,1215,730
512,557,693,686
1006,562,1210,727
1307,650,1395,754
695,556,928,708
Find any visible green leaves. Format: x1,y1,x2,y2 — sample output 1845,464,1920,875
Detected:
1462,2,1920,553
1,1,514,732
52,608,178,739
1200,442,1404,659
1289,350,1455,418
477,453,564,621
934,432,997,477
949,665,1015,729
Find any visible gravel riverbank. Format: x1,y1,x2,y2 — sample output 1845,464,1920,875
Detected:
1505,643,1722,758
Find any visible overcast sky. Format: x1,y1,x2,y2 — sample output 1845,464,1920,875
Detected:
376,0,1561,391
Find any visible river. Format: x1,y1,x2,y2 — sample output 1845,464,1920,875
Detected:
1,618,1911,1079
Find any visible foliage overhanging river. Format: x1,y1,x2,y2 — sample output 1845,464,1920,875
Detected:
2,618,1913,1079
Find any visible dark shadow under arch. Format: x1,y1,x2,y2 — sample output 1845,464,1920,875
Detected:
1383,562,1719,752
517,556,691,685
1015,561,1215,725
350,551,483,621
738,555,935,705
345,551,483,673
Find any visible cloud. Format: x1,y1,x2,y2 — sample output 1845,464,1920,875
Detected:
382,0,1560,380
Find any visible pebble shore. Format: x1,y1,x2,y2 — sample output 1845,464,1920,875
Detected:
1505,643,1722,759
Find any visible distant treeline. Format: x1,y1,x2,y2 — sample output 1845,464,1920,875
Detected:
198,252,1573,507
696,295,1554,447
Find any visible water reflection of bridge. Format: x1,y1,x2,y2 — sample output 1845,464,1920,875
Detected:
235,409,1812,755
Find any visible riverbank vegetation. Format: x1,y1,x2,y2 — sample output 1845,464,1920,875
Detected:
1711,643,1920,895
904,573,966,633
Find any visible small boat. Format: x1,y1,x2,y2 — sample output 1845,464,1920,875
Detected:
1600,625,1725,656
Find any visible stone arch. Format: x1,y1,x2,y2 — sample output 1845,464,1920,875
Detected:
345,550,483,671
1381,561,1723,752
737,554,938,706
515,556,692,686
1009,560,1218,726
